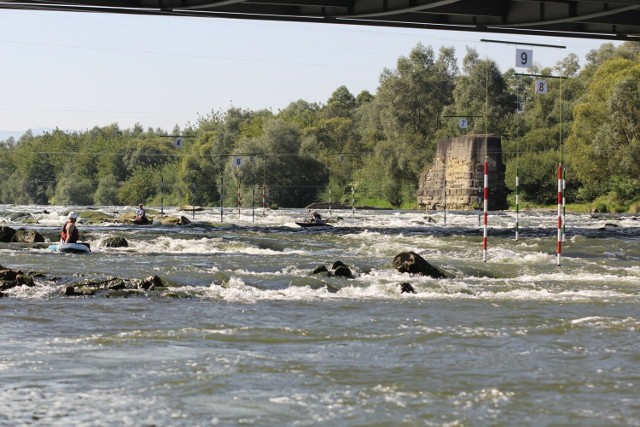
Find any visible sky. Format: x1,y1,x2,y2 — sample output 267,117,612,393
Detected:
0,9,617,140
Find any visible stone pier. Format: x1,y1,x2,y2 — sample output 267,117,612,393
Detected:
416,134,507,210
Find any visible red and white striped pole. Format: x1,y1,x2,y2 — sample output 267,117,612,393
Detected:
483,159,489,262
557,163,562,266
262,184,266,216
237,183,241,217
562,167,566,243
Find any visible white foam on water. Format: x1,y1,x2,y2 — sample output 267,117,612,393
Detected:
570,316,640,330
4,283,61,299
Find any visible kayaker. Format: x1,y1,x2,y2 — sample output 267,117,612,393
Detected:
134,203,149,224
61,211,80,243
311,211,325,225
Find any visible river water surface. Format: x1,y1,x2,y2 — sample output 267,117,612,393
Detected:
1,205,639,426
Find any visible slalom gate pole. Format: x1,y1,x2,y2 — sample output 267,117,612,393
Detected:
562,166,566,243
515,166,519,241
220,174,224,222
557,163,563,266
191,181,196,220
252,186,255,223
262,184,266,217
351,185,355,218
237,183,241,217
483,159,489,263
160,175,164,215
444,175,447,226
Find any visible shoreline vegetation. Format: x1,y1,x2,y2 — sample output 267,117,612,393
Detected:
1,42,639,212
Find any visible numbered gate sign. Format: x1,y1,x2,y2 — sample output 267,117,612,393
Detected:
458,118,469,129
233,156,243,167
535,79,548,95
516,49,533,68
174,137,183,148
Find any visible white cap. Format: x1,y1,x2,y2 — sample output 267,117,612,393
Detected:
68,211,79,219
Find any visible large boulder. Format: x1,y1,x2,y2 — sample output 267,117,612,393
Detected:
392,251,446,278
12,228,45,243
0,226,16,243
333,265,354,278
156,215,191,225
75,210,118,225
9,213,38,224
101,236,129,248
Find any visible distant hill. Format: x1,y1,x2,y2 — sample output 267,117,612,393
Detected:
0,128,55,142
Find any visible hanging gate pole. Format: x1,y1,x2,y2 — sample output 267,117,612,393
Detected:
483,159,489,263
515,167,519,241
557,163,563,266
237,183,241,217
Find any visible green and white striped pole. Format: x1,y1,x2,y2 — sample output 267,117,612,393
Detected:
515,165,519,241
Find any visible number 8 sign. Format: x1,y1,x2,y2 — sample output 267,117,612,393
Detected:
516,49,533,68
535,79,548,95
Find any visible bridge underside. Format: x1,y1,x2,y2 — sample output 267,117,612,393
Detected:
1,1,639,41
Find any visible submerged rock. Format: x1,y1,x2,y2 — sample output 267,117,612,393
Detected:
139,275,168,290
311,261,354,278
325,284,339,293
56,274,176,297
0,226,16,243
392,251,446,278
312,265,329,275
400,282,417,294
0,266,35,290
12,228,45,243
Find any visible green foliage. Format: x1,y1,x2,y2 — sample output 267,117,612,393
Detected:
1,41,639,208
117,167,157,206
231,119,328,207
94,174,120,206
506,151,561,205
567,56,640,204
51,173,95,205
592,195,629,214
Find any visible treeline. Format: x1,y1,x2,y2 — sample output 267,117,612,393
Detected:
1,41,639,211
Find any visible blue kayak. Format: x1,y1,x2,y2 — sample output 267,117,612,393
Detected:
48,243,91,253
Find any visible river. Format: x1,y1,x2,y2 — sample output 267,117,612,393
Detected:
1,204,639,426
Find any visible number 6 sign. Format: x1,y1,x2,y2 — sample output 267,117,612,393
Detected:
516,49,533,68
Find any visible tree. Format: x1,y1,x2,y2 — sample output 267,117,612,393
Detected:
321,85,356,118
117,166,158,205
567,58,640,202
51,173,95,205
94,174,120,205
231,119,327,207
439,47,515,138
368,43,459,206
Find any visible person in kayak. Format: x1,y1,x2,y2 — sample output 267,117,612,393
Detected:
310,211,325,225
134,203,149,224
61,211,80,243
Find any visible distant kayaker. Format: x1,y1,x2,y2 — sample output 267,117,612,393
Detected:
61,211,80,243
134,203,149,224
311,211,325,225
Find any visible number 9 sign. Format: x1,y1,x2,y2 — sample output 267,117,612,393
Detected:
516,49,533,68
